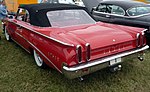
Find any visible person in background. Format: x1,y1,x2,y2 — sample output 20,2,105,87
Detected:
0,0,7,40
0,0,7,20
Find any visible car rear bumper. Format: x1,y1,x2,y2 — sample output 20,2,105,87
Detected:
62,45,149,79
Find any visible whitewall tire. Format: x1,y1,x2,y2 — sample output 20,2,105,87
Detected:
33,50,46,68
4,26,11,41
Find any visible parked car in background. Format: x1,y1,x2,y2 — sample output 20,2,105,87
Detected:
90,0,150,29
4,3,149,79
40,0,85,6
83,0,150,45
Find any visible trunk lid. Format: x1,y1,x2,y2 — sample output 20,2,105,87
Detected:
64,24,135,50
59,23,138,61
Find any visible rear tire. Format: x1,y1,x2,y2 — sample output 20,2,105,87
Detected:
33,50,46,68
4,26,11,41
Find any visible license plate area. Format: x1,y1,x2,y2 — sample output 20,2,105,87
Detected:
109,57,122,66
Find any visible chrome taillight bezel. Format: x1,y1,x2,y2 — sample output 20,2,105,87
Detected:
136,33,141,47
86,43,91,61
141,32,145,46
141,29,147,46
76,45,82,63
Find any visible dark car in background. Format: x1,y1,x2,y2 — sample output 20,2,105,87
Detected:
91,0,150,29
83,0,150,45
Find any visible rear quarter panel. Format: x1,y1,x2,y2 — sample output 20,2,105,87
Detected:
6,19,77,72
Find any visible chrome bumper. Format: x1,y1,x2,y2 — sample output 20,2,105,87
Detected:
62,45,149,79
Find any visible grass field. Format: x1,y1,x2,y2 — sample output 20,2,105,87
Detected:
1,30,150,92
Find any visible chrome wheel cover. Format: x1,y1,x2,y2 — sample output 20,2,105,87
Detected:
34,50,43,67
5,27,10,41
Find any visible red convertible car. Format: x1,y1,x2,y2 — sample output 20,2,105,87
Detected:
4,3,149,79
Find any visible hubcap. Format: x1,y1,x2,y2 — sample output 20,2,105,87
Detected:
34,50,43,67
5,28,10,41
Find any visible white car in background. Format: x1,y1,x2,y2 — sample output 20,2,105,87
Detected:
40,0,84,6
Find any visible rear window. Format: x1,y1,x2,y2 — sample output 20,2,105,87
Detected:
128,6,150,16
47,9,96,27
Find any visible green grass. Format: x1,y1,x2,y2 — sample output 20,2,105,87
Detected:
1,30,150,92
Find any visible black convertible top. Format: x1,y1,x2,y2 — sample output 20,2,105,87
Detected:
19,3,86,27
19,3,85,12
100,0,147,10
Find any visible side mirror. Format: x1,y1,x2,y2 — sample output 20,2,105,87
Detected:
91,7,97,14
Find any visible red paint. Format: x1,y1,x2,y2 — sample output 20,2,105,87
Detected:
6,18,146,72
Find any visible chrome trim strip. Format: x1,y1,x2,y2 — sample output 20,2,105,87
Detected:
15,31,27,41
11,38,31,54
142,29,147,34
141,29,147,46
29,41,62,73
136,33,140,47
94,9,150,19
9,20,74,47
13,31,62,73
93,10,125,17
141,33,144,46
63,45,149,72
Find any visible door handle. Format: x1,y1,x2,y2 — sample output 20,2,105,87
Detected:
106,15,110,18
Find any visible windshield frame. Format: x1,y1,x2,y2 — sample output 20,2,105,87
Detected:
46,9,96,27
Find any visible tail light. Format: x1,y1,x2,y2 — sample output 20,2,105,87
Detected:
141,32,146,46
76,45,82,63
86,43,91,61
136,33,141,47
141,29,147,46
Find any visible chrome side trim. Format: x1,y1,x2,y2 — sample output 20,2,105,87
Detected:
94,9,150,19
15,31,27,42
142,29,147,33
63,45,149,72
93,10,126,17
11,38,31,54
13,31,62,73
28,40,62,73
9,20,74,47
